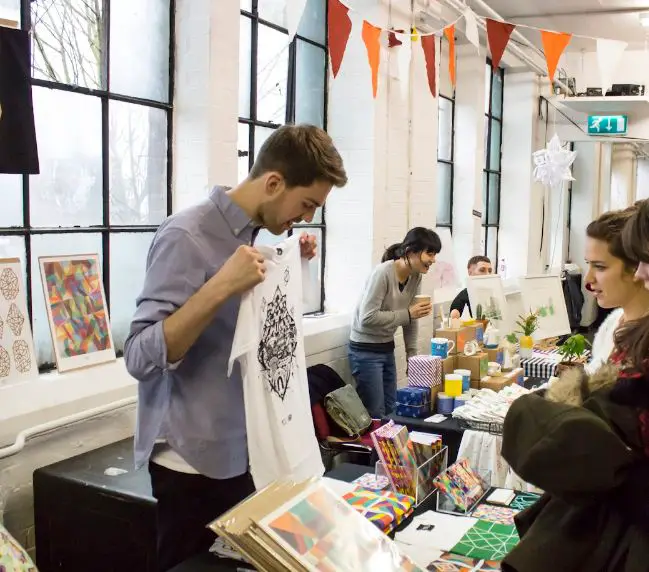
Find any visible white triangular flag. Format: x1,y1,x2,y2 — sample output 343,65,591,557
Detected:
397,35,412,100
286,0,307,42
596,38,627,94
463,7,480,53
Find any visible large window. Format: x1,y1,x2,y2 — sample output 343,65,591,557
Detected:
0,0,174,368
482,62,504,262
239,0,328,313
437,36,455,228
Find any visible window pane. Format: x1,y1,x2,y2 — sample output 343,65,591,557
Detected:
489,119,501,171
254,126,277,163
238,123,250,182
258,0,286,27
31,0,103,89
239,15,252,118
483,115,489,166
295,41,325,127
0,0,19,24
298,0,326,44
256,25,289,125
487,226,498,263
109,101,168,225
240,0,252,11
0,236,26,280
482,171,487,225
31,233,102,366
488,172,500,224
480,225,487,256
30,88,102,227
0,175,23,227
439,38,453,98
484,63,491,114
438,98,453,161
303,228,322,313
436,162,452,226
110,0,171,102
491,69,504,119
110,232,154,350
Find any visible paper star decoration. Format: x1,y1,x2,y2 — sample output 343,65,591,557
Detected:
532,134,577,188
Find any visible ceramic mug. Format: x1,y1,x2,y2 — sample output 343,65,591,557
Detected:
454,368,471,392
487,361,502,376
463,340,480,356
431,337,455,358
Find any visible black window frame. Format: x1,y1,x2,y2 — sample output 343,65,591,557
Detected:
437,38,455,229
239,0,328,314
483,61,504,261
5,0,176,371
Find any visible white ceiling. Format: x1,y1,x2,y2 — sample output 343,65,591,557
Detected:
477,0,649,50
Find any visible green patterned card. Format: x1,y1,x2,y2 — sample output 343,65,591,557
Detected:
451,519,519,561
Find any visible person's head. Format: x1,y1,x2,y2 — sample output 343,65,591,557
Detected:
381,227,442,274
467,255,493,276
585,206,643,309
247,124,347,235
622,198,649,289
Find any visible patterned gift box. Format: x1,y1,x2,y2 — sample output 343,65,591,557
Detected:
408,355,443,388
396,387,430,406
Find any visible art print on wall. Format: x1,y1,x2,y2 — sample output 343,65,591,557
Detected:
467,275,513,335
39,254,115,372
520,275,571,340
0,258,38,385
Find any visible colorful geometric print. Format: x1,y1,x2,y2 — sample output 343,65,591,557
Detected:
427,552,501,571
509,492,541,512
0,524,37,571
43,259,111,357
471,504,518,526
343,487,415,534
451,520,519,561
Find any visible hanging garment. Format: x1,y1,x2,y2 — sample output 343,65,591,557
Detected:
0,26,39,174
229,234,324,489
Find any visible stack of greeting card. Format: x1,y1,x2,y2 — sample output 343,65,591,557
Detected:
209,478,425,572
342,487,415,534
434,459,486,512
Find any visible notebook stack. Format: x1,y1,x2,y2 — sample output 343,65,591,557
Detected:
209,478,425,572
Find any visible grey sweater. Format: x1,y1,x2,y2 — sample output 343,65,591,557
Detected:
350,261,421,357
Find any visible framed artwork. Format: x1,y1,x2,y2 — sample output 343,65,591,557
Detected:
0,258,38,385
39,254,115,372
520,275,571,340
467,275,514,335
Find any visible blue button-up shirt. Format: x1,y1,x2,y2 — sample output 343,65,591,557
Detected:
124,186,255,479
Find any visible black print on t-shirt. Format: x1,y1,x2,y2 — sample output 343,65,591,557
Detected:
257,284,298,401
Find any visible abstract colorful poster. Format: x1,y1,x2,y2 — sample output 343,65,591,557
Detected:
259,482,424,572
427,551,501,571
0,258,38,385
39,254,115,372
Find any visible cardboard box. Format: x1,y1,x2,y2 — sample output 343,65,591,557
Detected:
456,352,488,381
470,380,481,390
486,347,504,365
503,367,525,386
480,376,514,392
436,327,475,354
430,385,442,408
442,355,457,376
466,323,485,345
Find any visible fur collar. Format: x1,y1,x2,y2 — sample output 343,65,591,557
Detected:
546,364,620,407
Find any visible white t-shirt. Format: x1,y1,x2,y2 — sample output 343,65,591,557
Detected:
229,235,324,489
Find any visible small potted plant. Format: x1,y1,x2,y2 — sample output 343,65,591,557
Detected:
475,303,489,331
516,311,539,358
556,334,591,375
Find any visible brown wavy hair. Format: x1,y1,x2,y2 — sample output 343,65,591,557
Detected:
622,199,649,264
586,206,639,271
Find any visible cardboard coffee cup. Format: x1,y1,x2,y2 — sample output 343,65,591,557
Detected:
414,294,432,305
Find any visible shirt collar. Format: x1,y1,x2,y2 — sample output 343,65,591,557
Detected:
209,186,255,239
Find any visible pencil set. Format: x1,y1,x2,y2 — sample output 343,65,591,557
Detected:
433,458,485,512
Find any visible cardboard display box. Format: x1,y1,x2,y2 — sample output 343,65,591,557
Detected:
442,355,457,376
456,352,488,381
486,347,504,365
479,376,514,392
435,327,475,354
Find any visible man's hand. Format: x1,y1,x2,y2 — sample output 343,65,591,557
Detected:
299,233,317,260
213,245,266,295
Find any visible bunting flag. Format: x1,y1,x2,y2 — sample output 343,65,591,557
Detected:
328,0,352,78
486,19,515,70
388,29,403,48
411,26,419,42
444,25,456,88
286,0,307,41
540,30,572,83
463,7,480,54
421,33,437,98
596,38,628,94
362,21,382,98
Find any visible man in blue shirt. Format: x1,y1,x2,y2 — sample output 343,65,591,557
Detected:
124,124,347,571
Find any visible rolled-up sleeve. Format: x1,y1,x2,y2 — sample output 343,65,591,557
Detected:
124,227,208,382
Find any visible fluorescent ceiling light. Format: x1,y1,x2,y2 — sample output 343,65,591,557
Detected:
640,12,649,27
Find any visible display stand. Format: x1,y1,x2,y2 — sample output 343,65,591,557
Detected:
435,468,491,515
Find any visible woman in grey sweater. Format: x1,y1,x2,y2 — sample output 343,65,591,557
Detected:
349,227,440,417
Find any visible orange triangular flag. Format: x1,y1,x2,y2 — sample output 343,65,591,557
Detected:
421,33,437,98
540,30,572,83
362,21,381,98
444,25,456,88
486,19,515,70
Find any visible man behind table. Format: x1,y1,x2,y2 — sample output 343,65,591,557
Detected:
124,124,347,571
449,255,493,319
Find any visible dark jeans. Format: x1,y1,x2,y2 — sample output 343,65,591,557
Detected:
148,462,255,571
348,347,397,418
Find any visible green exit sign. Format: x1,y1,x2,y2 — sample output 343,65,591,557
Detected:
588,115,628,135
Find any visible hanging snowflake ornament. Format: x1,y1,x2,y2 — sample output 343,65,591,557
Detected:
532,134,577,188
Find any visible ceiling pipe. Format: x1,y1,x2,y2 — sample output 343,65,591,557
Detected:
509,7,649,20
439,0,574,94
